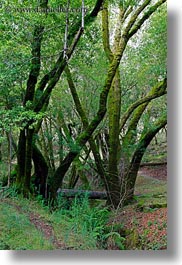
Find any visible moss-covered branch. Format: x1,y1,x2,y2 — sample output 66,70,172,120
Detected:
101,0,113,61
120,78,167,132
128,0,167,39
122,0,151,37
34,0,104,111
24,25,44,104
65,66,109,191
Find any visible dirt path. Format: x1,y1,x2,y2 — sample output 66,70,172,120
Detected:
28,212,66,249
3,199,66,249
138,164,167,181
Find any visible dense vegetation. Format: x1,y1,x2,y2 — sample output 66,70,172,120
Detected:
0,0,167,250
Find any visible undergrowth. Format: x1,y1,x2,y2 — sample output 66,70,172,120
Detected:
0,187,126,250
50,195,112,249
0,202,54,250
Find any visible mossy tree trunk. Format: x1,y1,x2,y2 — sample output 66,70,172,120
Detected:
16,20,44,194
120,116,167,205
32,145,49,198
16,0,104,196
102,4,124,208
107,69,122,207
100,0,167,208
65,66,109,193
49,49,126,202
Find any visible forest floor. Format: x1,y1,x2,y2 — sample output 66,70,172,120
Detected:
108,164,167,250
0,165,167,250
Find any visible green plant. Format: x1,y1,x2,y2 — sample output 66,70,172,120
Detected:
103,231,125,250
51,195,110,249
0,185,19,199
147,220,153,227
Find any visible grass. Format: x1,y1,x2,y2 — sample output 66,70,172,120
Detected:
0,168,167,250
0,191,112,250
0,201,54,250
134,175,167,208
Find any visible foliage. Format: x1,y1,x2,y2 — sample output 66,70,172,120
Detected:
0,106,45,132
51,195,111,249
0,193,115,250
0,0,167,208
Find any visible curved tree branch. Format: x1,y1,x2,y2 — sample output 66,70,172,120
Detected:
128,0,167,39
34,0,104,111
120,78,167,132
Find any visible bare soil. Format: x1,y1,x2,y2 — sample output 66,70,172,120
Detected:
138,164,167,181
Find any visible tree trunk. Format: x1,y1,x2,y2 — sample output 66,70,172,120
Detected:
120,116,167,205
16,130,26,190
107,69,122,208
32,145,49,198
17,128,34,195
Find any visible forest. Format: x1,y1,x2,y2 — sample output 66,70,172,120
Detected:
0,0,167,250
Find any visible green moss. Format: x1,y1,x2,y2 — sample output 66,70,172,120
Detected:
125,229,140,250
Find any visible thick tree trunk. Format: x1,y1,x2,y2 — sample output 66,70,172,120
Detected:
32,145,49,198
17,128,34,195
102,5,125,208
107,69,122,208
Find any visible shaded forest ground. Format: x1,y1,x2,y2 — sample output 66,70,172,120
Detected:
0,164,167,250
108,164,167,250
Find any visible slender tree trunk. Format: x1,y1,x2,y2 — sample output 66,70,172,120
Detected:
16,130,26,190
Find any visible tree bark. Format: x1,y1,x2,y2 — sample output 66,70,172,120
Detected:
107,69,122,207
120,116,167,205
32,145,49,198
16,0,104,197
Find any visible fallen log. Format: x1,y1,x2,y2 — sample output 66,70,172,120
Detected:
140,162,167,167
57,188,107,200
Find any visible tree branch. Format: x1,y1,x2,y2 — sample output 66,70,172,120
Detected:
128,0,167,39
65,66,109,192
120,78,167,131
129,115,167,171
102,1,113,61
24,25,44,105
34,0,104,104
34,0,104,96
122,0,151,37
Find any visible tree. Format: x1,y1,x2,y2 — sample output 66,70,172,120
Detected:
0,0,167,209
99,0,167,207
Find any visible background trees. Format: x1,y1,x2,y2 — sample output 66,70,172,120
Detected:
0,0,167,209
